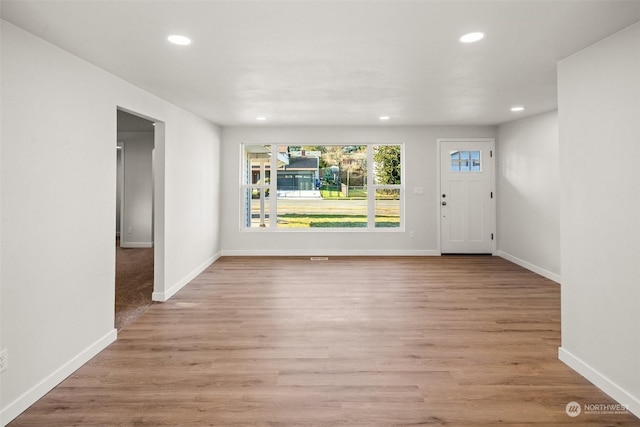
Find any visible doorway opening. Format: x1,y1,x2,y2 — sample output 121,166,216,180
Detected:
115,109,157,329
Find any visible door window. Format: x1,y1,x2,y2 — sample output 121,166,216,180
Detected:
450,150,481,172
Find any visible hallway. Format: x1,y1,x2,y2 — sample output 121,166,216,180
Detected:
115,239,154,330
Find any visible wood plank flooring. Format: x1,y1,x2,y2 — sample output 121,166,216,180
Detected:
9,256,640,426
114,239,155,330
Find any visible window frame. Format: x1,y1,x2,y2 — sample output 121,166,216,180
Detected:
240,144,273,228
240,143,404,232
371,144,403,230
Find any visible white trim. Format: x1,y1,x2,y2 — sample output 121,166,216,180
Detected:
497,250,561,283
241,227,406,233
558,347,640,418
152,252,221,302
119,140,126,243
152,120,166,302
116,143,124,238
1,329,117,426
117,108,165,300
436,139,442,252
119,242,153,248
221,249,441,257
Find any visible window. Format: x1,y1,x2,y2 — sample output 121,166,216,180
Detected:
450,150,481,172
241,144,403,230
373,145,401,228
242,145,272,228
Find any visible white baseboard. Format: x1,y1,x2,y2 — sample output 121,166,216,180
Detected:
1,329,117,426
152,251,221,302
496,250,561,283
119,241,153,248
220,249,441,257
558,347,640,418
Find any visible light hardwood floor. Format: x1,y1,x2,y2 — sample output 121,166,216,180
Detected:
9,256,640,426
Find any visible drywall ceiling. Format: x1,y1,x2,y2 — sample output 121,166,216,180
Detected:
2,1,639,126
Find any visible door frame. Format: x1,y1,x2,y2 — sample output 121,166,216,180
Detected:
436,138,496,255
116,106,165,300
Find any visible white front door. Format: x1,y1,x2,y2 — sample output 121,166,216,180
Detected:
439,139,495,254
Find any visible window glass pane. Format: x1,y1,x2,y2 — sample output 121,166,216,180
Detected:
373,145,401,185
277,197,368,228
276,145,367,228
243,188,270,228
251,170,270,185
375,189,400,228
242,145,272,228
450,151,460,172
460,151,470,171
471,150,481,171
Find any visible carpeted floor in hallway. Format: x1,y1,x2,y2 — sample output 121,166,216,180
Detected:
115,238,154,330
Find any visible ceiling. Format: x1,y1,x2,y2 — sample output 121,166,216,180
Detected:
2,1,639,127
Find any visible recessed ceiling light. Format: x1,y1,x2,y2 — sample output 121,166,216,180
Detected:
167,35,191,46
379,116,390,121
256,116,267,121
459,32,485,43
511,106,525,112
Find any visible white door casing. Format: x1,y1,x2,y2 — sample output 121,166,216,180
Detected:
439,138,495,254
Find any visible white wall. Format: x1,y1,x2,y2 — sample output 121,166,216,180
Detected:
221,126,496,255
0,21,221,425
496,111,560,282
118,132,154,248
558,22,640,417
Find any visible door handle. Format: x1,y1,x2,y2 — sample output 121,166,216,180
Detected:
442,201,447,206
